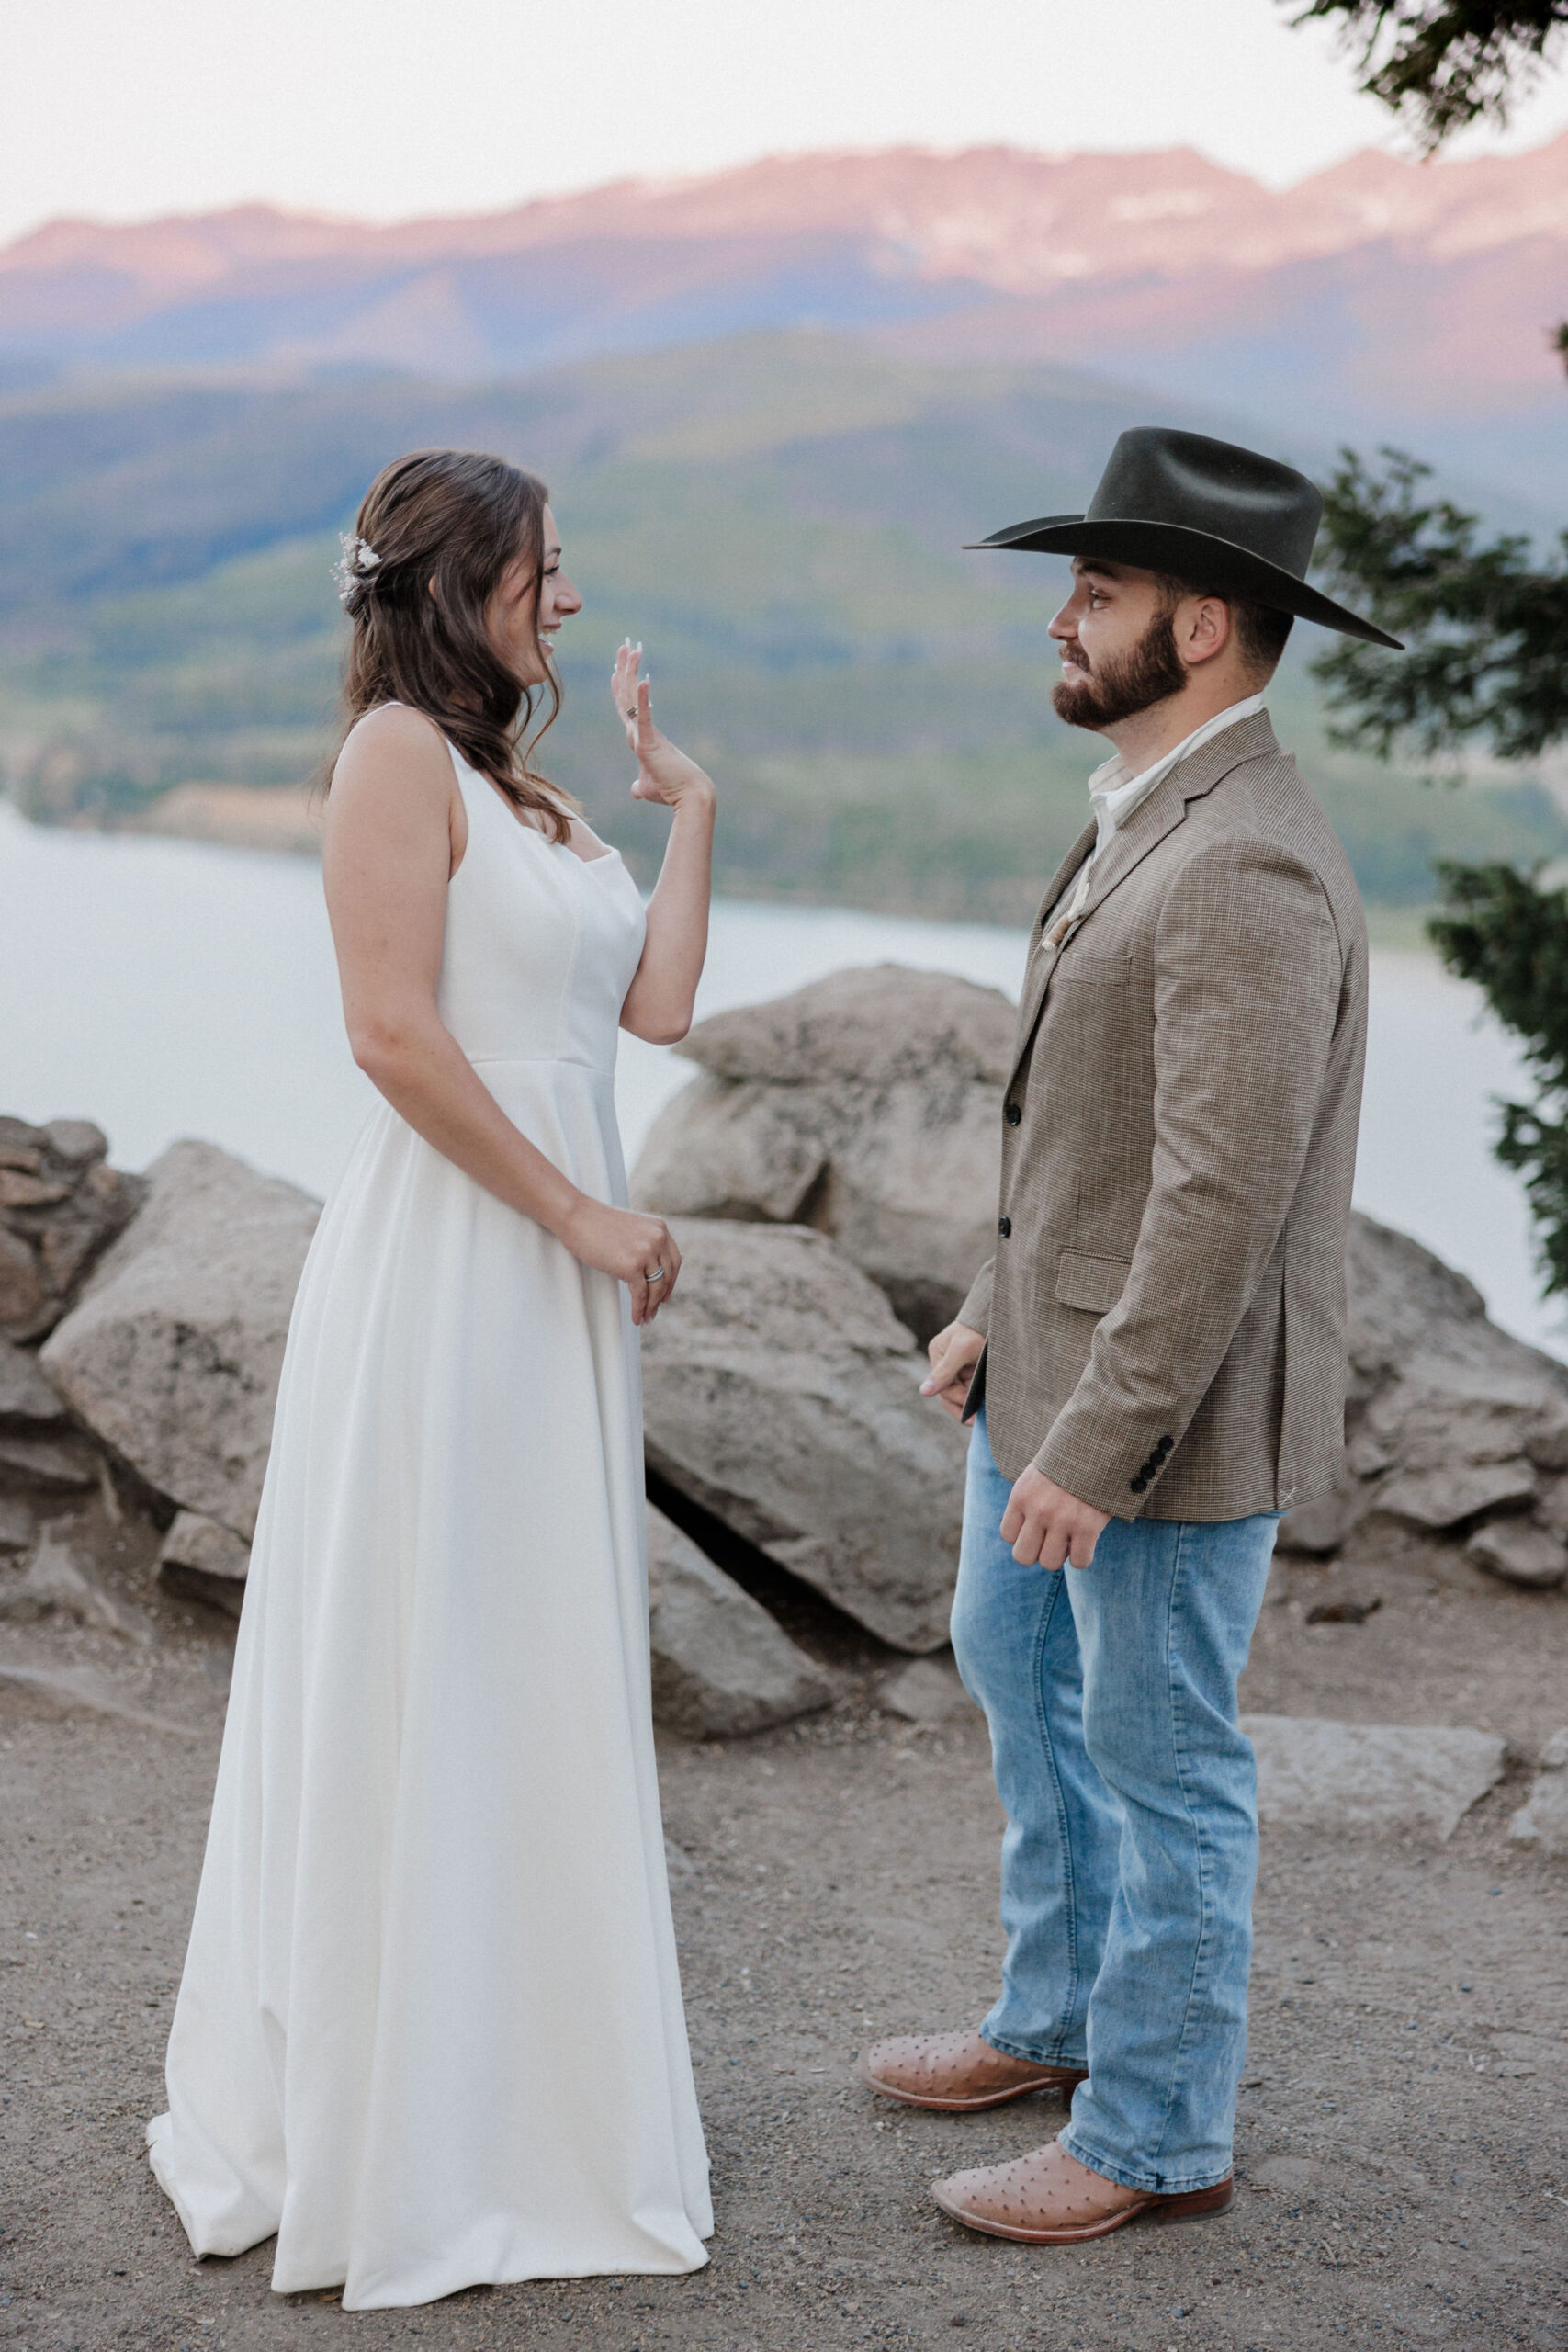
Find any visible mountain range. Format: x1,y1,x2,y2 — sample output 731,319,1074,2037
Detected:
3,332,1563,922
2,138,1564,919
5,136,1567,505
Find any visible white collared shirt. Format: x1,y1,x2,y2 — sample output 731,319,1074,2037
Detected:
1045,695,1267,949
1086,693,1267,858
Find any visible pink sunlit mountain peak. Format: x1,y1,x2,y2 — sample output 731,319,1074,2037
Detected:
3,132,1565,494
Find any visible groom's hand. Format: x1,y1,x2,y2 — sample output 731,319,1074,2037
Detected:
1000,1467,1111,1571
920,1321,984,1420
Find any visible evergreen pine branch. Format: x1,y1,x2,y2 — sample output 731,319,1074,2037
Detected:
1309,448,1568,763
1285,2,1568,144
1430,863,1568,1294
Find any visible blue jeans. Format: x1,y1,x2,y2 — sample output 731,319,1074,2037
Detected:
950,1408,1278,2194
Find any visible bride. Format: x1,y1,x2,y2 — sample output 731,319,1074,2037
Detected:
147,448,716,2307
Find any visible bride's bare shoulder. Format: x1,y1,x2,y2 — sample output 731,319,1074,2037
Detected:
333,702,450,777
323,708,461,876
329,704,455,814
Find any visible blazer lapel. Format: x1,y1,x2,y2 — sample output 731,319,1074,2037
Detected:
1063,767,1188,933
1008,820,1096,1091
1061,708,1282,941
1003,711,1280,1094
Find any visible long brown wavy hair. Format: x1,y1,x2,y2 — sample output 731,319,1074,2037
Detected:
327,448,574,842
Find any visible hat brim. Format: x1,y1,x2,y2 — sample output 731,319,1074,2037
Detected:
964,514,1402,650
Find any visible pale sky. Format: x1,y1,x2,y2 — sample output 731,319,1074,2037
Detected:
6,0,1568,247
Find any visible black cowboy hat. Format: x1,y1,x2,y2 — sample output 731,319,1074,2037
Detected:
966,426,1402,650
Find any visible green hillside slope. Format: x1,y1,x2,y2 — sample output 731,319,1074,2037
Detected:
2,336,1562,922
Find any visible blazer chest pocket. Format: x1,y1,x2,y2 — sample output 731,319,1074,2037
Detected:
1055,1249,1132,1314
1054,953,1131,986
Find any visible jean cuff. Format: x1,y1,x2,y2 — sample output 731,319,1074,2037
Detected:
1058,2123,1232,2198
980,2025,1088,2071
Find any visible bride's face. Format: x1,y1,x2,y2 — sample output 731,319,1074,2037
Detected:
489,505,581,685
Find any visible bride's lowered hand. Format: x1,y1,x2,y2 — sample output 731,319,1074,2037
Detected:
613,640,716,1048
560,1196,683,1328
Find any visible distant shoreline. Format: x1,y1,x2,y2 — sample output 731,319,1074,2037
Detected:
1,788,1438,950
126,781,321,857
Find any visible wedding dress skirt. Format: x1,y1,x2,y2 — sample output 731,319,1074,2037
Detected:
147,743,712,2308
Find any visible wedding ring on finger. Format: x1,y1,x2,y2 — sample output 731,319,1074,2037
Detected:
644,1264,667,1283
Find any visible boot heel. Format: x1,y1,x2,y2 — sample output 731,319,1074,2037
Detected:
1154,2177,1234,2222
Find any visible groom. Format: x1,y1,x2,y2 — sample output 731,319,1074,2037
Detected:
858,429,1400,2243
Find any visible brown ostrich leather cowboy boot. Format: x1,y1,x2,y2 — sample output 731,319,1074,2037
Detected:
931,2136,1234,2245
856,2029,1087,2113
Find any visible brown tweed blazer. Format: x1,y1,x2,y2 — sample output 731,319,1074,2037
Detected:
959,707,1367,1522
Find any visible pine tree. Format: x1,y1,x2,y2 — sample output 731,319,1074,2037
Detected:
1281,1,1568,1289
1312,443,1568,1292
1287,2,1568,144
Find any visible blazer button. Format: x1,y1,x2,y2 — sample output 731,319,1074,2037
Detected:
1130,1476,1147,1494
998,1216,1012,1238
1005,1102,1021,1126
1158,1435,1174,1453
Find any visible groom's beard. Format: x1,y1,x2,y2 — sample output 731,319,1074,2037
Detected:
1052,606,1187,730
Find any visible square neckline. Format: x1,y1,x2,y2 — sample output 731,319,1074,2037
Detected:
454,741,619,870
374,706,617,871
489,781,618,870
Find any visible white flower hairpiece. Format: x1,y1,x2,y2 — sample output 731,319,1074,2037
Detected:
333,533,383,605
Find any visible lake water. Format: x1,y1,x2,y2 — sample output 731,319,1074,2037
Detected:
3,802,1562,1360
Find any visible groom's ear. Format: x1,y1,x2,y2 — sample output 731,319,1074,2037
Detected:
1173,594,1234,671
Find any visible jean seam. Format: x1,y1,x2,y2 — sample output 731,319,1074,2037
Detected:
982,1566,1083,2068
1033,1569,1082,2052
1146,1518,1222,2175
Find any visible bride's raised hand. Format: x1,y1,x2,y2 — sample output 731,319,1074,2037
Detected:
611,639,714,812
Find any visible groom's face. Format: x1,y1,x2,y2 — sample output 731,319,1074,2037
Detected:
1048,559,1187,732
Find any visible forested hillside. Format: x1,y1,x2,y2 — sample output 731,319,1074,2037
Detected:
3,334,1562,922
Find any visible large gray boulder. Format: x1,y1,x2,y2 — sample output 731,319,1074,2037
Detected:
0,1334,85,1520
0,1497,35,1555
632,965,1016,1343
158,1509,252,1618
0,1116,143,1342
0,1431,98,1492
1466,1517,1568,1590
647,1502,832,1736
640,1218,971,1652
0,1337,71,1427
1278,1214,1568,1575
40,1141,320,1540
1243,1714,1508,1841
878,1653,978,1726
1509,1728,1568,1854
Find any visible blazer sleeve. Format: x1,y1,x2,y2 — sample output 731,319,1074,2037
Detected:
958,1256,996,1337
1032,833,1342,1516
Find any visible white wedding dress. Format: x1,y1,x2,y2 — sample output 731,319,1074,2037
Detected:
147,741,712,2308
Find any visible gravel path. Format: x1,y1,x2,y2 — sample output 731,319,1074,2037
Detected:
2,1552,1566,2352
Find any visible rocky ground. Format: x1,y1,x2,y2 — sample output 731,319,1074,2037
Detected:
6,978,1568,2352
3,1538,1566,2352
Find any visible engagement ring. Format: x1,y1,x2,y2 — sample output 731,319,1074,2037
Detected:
645,1264,667,1283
